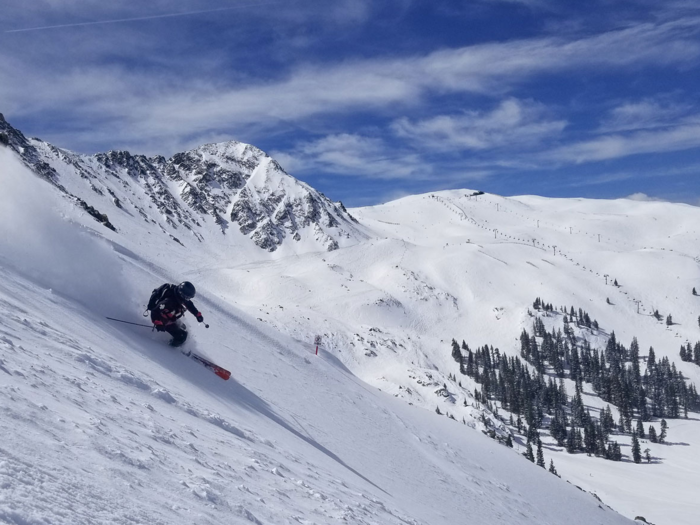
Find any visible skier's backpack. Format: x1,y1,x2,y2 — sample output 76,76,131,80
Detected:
147,284,170,311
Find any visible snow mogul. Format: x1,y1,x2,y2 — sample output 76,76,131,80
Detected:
146,281,204,347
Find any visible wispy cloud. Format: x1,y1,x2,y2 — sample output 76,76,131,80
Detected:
565,161,700,188
3,16,699,154
273,134,436,180
391,98,566,151
598,98,695,133
273,133,495,182
4,3,280,33
547,118,700,163
2,5,700,206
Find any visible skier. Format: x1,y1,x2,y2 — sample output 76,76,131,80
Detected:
147,281,204,347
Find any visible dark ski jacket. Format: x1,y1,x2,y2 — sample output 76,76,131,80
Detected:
148,284,200,327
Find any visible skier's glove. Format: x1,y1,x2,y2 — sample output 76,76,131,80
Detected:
196,313,204,323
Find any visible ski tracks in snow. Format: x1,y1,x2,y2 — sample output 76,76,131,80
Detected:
0,269,428,525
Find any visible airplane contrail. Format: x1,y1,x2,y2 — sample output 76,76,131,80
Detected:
5,3,278,33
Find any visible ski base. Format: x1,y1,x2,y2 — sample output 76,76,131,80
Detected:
188,352,231,380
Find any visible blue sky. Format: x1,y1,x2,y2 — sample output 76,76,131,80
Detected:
2,0,700,206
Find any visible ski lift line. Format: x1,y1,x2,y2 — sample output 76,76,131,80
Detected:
5,2,282,33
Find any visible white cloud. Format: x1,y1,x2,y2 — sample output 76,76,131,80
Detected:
2,16,700,154
599,98,695,133
391,98,566,151
547,119,700,163
272,132,496,182
624,193,699,207
272,134,435,180
626,192,666,202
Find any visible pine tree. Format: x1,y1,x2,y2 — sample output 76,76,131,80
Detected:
632,433,642,464
584,417,597,456
644,448,652,463
636,419,645,439
659,419,668,443
524,442,535,463
648,425,658,443
435,406,442,415
601,405,615,435
505,435,513,448
606,441,622,461
693,287,697,296
648,347,656,370
575,428,584,451
451,339,462,363
666,314,673,326
445,309,698,467
536,440,545,468
565,427,576,453
548,459,559,476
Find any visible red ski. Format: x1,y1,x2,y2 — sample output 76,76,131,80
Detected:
188,352,231,380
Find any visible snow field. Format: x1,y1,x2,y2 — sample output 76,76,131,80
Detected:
196,189,700,524
0,149,634,524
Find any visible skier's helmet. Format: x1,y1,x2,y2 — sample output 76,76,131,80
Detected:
177,281,196,300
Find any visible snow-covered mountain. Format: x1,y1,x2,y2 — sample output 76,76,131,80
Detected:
0,113,365,254
2,115,699,524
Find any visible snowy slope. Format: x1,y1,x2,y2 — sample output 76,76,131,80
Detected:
0,148,636,524
4,113,700,523
190,191,700,525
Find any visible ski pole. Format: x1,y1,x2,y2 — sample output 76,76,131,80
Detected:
106,317,154,328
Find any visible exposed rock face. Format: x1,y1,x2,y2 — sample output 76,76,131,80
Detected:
0,117,366,251
0,114,64,188
228,157,353,252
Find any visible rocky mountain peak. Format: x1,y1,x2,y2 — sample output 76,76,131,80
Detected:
1,115,366,253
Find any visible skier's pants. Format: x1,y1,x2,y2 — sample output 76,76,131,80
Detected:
164,320,188,346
